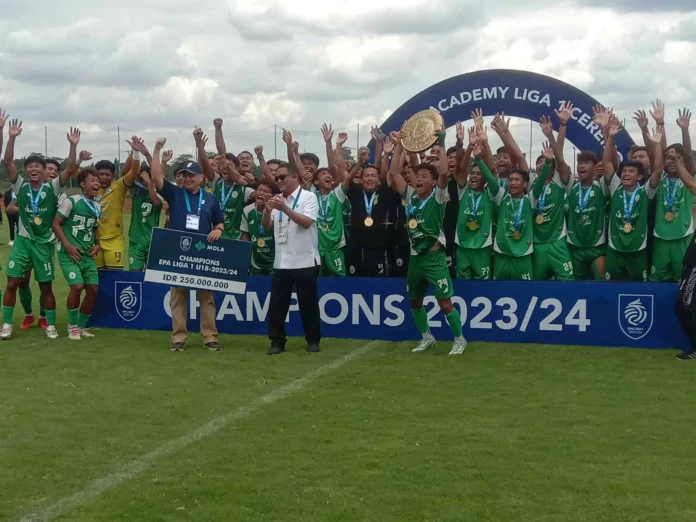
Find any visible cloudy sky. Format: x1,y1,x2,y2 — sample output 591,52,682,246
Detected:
0,0,694,167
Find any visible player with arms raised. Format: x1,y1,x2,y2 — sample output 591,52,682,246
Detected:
128,163,164,271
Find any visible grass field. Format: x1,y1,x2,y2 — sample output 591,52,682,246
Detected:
1,211,695,521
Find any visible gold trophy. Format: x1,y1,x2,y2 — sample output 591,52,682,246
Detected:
401,110,445,153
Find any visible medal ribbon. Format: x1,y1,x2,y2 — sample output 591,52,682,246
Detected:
255,208,264,237
406,189,435,218
279,188,302,223
577,184,592,214
220,183,236,210
498,178,508,190
319,194,331,223
363,191,376,218
30,186,44,219
185,189,204,217
537,186,548,215
512,197,524,231
83,197,101,219
666,178,681,212
622,188,638,224
470,189,483,219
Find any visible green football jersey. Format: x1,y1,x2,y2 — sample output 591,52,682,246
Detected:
567,179,608,248
456,184,500,249
404,186,449,256
129,187,164,250
653,174,695,240
316,187,347,253
11,177,63,244
57,195,102,253
607,175,656,252
213,180,255,240
494,195,534,256
241,203,275,273
533,173,571,244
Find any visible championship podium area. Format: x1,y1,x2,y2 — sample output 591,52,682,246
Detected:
2,234,695,520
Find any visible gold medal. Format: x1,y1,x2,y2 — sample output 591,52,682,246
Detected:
535,215,544,225
665,211,675,222
401,110,445,153
257,238,265,248
364,217,374,227
512,230,521,240
33,216,42,226
578,215,585,225
623,223,633,234
468,221,479,231
408,219,418,230
323,223,330,232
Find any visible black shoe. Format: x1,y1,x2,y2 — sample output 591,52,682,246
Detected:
171,342,185,352
307,344,320,353
267,344,286,355
676,351,696,360
205,342,222,351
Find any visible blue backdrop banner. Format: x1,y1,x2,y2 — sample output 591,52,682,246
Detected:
144,228,252,294
370,69,635,160
92,272,686,350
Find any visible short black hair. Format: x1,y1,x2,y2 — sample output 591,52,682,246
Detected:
577,151,598,164
510,168,530,183
78,168,98,185
497,147,510,156
446,146,457,156
45,158,61,169
665,143,685,156
267,159,283,167
414,163,439,181
278,162,298,175
618,160,646,179
95,160,116,173
224,152,240,167
139,163,151,175
300,153,320,167
238,150,253,159
314,167,331,180
24,155,46,168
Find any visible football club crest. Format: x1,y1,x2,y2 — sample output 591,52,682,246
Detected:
618,294,653,340
180,236,192,252
115,281,142,322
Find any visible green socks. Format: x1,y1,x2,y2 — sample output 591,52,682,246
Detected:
445,309,463,339
77,312,91,329
45,309,56,327
411,307,431,338
3,305,14,325
40,302,46,318
18,288,32,316
67,309,78,327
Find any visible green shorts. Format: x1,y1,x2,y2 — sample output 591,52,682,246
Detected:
493,253,532,281
320,249,346,277
407,249,454,300
58,251,99,286
569,244,606,280
532,239,573,281
128,242,149,271
250,264,273,276
650,235,692,282
7,235,55,282
605,248,647,282
456,245,492,280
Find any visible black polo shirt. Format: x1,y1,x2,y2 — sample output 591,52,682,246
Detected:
347,181,400,249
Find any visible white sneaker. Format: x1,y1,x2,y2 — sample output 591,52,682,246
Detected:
449,338,468,355
68,326,81,341
8,241,13,246
80,328,95,338
0,323,12,340
412,336,436,353
46,325,59,339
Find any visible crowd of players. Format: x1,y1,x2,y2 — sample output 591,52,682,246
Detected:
0,98,693,345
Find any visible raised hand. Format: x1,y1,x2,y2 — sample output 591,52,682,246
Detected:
650,99,665,124
471,108,484,128
254,145,264,157
476,125,488,144
633,109,649,130
127,136,146,153
648,126,664,145
383,136,395,155
79,151,92,162
155,137,166,150
292,141,299,154
213,118,223,129
468,126,476,146
193,127,204,143
370,126,381,140
542,141,554,161
471,136,483,157
592,105,611,128
555,101,574,125
67,127,81,145
607,120,622,138
282,129,292,145
8,119,22,138
321,123,334,143
539,115,554,137
162,150,173,163
455,121,464,143
677,108,691,130
491,113,510,133
337,132,348,146
0,109,8,128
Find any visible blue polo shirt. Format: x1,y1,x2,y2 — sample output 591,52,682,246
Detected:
159,181,224,235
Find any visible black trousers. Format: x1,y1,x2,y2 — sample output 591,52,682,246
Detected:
675,298,696,351
268,265,321,346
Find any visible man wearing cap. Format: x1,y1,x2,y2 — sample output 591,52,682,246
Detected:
150,138,225,352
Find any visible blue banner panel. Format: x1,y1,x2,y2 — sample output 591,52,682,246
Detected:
144,228,253,294
92,272,687,350
370,69,635,160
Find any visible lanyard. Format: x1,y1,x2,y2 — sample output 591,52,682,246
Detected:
30,186,44,216
220,183,236,210
83,196,101,219
279,188,302,223
255,208,265,236
666,178,681,211
577,184,592,213
319,194,331,221
511,197,524,231
537,185,548,215
406,189,434,217
498,178,508,190
469,189,483,218
363,191,376,217
622,188,639,223
185,190,203,216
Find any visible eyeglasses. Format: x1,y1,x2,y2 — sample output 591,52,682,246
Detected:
273,174,287,182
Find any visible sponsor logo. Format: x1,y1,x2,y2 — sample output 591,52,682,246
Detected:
618,294,653,340
180,236,192,252
115,281,142,322
195,241,206,252
69,272,76,280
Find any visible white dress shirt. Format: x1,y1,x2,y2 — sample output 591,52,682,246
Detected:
270,185,320,269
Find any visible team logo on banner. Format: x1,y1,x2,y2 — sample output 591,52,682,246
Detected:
180,236,192,252
618,294,653,340
115,282,142,322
